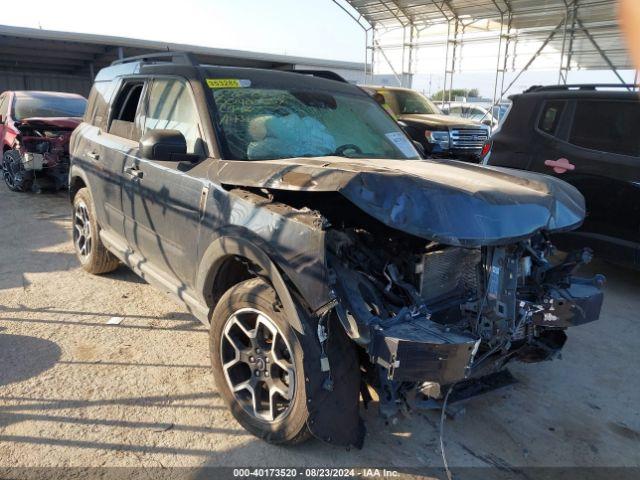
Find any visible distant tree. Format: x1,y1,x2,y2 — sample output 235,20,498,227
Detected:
431,88,480,101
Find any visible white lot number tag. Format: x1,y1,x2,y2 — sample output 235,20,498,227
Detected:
385,132,417,157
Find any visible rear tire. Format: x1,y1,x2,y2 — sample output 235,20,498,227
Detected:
210,278,311,445
72,187,119,274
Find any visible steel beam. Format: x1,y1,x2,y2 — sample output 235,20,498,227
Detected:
559,1,578,84
490,12,512,127
374,39,403,85
443,18,460,106
331,0,373,80
500,19,565,97
576,18,630,89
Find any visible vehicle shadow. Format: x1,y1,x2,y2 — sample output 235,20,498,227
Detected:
101,264,149,284
0,333,62,387
0,303,203,332
0,186,77,291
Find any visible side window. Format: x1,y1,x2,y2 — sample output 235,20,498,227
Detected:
569,100,640,157
144,79,202,155
84,88,98,124
108,81,144,141
0,94,9,121
538,100,565,135
92,81,117,131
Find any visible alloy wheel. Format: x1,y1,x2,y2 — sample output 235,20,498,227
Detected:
73,201,92,259
1,156,16,189
220,308,295,423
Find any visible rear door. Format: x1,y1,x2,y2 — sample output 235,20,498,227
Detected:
122,76,207,287
529,98,640,242
79,78,145,241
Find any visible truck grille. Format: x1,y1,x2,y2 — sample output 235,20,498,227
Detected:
450,128,488,150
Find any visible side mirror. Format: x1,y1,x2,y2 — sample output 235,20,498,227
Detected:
139,129,187,161
0,114,4,124
482,118,493,126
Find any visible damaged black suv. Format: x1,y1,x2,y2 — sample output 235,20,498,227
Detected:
69,53,604,448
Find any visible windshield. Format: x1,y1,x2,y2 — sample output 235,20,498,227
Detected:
391,90,441,115
212,87,419,160
13,94,87,120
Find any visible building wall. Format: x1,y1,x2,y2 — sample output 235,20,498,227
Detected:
0,71,92,96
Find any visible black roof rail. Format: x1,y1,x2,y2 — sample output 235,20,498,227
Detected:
525,83,637,93
290,69,348,83
111,51,199,67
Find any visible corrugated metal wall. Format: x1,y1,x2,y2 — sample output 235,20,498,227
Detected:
0,71,91,97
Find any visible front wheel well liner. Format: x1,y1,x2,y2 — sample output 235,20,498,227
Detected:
209,255,256,307
69,176,87,202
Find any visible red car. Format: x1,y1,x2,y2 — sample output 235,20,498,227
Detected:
0,90,87,191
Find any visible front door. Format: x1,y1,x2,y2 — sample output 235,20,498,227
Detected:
122,77,207,288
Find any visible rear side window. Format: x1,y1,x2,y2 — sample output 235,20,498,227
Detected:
88,81,117,130
0,94,7,118
84,88,98,124
538,100,565,135
569,100,640,156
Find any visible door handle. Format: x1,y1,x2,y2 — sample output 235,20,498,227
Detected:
87,151,100,160
124,166,143,179
544,158,575,174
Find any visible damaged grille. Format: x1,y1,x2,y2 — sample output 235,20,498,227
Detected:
417,247,480,304
450,128,488,150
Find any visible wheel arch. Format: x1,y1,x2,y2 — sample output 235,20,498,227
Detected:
68,166,89,203
197,236,306,333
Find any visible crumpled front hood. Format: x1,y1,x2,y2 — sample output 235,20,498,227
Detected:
18,117,82,130
218,156,585,247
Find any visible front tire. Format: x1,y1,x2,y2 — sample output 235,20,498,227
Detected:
72,188,119,274
2,150,33,192
210,278,311,445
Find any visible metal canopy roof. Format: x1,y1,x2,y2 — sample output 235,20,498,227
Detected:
343,0,630,71
0,24,363,77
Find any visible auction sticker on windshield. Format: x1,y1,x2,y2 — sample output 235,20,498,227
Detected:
385,132,417,158
206,79,251,89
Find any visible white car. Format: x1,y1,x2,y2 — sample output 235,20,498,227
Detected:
441,102,499,127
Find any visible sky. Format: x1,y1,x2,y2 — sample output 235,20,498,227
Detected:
2,0,634,97
1,0,367,62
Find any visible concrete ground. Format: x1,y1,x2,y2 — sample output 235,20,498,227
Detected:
0,182,638,479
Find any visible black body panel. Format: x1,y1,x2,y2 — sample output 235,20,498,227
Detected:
487,87,640,268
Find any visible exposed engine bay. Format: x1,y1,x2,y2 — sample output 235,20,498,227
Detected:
2,120,75,192
325,225,604,417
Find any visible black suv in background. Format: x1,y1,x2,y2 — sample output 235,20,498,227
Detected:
360,86,490,161
485,84,640,269
69,54,603,448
